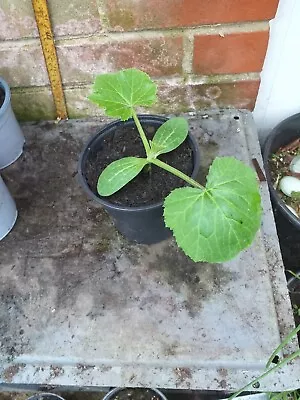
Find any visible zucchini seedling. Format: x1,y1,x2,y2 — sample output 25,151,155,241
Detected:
89,68,262,263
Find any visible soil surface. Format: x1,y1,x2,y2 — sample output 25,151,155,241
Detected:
269,137,300,342
85,123,194,207
109,389,162,400
269,138,300,215
0,87,5,108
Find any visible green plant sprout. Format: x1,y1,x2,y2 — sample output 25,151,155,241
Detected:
229,271,300,400
228,324,300,400
89,68,262,263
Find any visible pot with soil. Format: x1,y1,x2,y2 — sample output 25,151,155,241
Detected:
0,77,25,169
78,68,262,263
78,115,200,244
102,388,167,400
0,175,18,240
263,113,300,229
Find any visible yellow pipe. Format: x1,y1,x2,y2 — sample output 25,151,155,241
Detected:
32,0,68,120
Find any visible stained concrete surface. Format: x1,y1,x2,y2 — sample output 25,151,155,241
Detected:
0,111,299,391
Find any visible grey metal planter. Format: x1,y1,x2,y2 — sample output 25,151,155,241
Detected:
0,175,17,241
0,77,25,169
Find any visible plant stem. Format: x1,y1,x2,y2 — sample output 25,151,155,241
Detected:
266,324,300,368
227,349,300,400
151,158,204,190
131,110,203,190
132,109,151,156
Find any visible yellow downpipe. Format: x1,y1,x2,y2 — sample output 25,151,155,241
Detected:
31,0,68,120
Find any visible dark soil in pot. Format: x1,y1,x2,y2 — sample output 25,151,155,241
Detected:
109,388,162,400
263,113,300,229
85,123,193,207
0,87,5,108
79,115,199,244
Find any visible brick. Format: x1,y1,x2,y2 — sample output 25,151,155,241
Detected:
0,0,38,40
0,43,49,87
104,0,279,31
153,84,189,114
64,87,102,118
11,88,56,121
57,36,183,84
190,80,260,110
48,0,100,37
193,31,269,75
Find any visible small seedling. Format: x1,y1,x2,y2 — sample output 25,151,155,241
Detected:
89,68,262,263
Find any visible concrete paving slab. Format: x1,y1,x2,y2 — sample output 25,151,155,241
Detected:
0,110,299,391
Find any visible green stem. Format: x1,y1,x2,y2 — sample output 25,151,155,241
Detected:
228,349,300,400
132,109,151,156
151,158,204,190
266,324,300,368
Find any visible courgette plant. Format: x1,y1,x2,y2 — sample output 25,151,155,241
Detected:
89,68,262,263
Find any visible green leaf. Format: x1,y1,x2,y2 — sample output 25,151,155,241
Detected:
97,157,147,196
164,157,262,263
88,68,157,121
149,117,189,156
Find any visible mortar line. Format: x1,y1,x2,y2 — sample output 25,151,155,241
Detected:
10,72,261,95
182,30,194,75
0,21,269,50
95,0,110,32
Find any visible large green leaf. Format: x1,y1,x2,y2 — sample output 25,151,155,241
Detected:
149,117,189,157
164,157,262,263
88,69,157,120
98,157,148,196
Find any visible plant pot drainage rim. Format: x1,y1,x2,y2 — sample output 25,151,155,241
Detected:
78,114,200,212
102,388,168,400
0,77,11,117
287,270,300,294
0,210,17,241
27,393,67,400
263,112,300,229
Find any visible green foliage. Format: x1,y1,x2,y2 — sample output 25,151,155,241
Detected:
97,157,147,196
149,117,188,157
228,323,300,400
164,157,262,263
269,391,300,400
89,68,262,263
88,69,157,121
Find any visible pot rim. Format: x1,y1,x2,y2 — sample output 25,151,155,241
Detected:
287,270,300,294
27,393,66,400
78,114,200,212
0,77,11,117
263,112,300,227
102,387,168,400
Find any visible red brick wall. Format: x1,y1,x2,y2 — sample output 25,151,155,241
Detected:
96,0,278,115
0,0,279,120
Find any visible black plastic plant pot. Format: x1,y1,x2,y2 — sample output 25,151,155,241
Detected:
263,113,300,230
102,388,168,400
78,115,200,245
